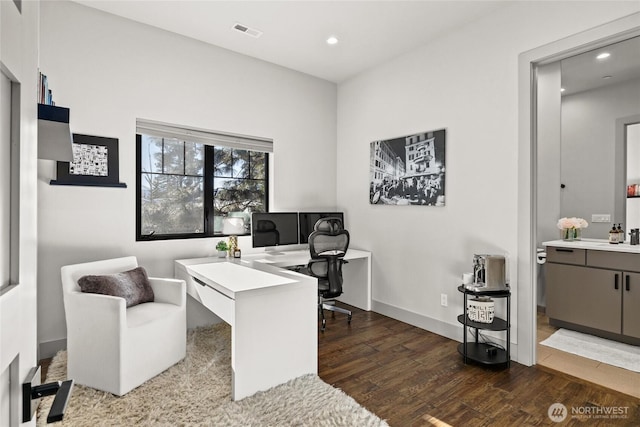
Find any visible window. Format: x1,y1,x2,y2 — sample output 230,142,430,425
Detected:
136,121,270,241
212,146,267,219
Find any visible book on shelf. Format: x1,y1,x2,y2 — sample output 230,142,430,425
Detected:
37,70,56,106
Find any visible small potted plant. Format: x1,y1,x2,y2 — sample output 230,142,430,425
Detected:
215,240,228,258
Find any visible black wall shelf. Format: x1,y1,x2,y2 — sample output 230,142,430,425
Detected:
50,181,127,188
38,104,69,122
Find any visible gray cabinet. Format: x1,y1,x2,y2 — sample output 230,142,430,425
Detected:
622,272,640,339
546,247,586,266
546,264,620,333
545,246,640,343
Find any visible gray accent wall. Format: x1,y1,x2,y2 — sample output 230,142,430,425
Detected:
560,78,640,238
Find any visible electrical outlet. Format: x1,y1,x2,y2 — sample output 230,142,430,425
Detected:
592,214,611,223
440,293,447,307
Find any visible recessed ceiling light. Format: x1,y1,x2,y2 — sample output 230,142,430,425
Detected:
326,36,339,45
602,75,612,79
560,88,566,92
596,52,611,60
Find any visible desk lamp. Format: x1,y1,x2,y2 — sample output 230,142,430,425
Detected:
223,217,245,257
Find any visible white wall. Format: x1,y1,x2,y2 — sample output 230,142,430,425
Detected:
536,62,562,307
38,1,337,352
561,78,640,238
336,1,640,362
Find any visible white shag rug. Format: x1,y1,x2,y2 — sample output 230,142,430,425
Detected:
38,323,387,426
541,328,640,373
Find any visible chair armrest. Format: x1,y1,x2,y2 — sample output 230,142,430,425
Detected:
307,258,347,277
306,259,325,279
65,291,126,329
148,277,186,307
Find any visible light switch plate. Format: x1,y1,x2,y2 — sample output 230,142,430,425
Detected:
591,214,611,223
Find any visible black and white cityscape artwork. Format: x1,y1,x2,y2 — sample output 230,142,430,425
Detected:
369,129,446,206
69,143,109,177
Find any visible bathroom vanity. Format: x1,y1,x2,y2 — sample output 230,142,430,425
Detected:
543,239,640,345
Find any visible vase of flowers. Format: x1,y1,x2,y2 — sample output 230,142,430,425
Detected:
557,217,588,241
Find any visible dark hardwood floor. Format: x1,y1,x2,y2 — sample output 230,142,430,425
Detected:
39,304,639,426
318,304,640,426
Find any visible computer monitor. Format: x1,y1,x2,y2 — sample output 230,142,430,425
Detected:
298,212,344,244
251,212,299,248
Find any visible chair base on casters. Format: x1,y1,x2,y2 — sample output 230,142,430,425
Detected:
319,300,352,332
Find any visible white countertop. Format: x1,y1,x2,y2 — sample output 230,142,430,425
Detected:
543,238,640,254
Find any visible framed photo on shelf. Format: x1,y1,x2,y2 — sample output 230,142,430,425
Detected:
50,133,127,187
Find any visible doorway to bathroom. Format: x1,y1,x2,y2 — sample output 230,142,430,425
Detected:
528,24,640,398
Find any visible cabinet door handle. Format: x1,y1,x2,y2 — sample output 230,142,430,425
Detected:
626,275,630,291
614,274,619,290
556,248,574,253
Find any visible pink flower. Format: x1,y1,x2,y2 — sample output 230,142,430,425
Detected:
557,217,589,230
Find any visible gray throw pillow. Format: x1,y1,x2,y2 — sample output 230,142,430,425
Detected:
78,266,155,308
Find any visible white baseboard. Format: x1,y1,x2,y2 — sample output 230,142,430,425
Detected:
372,300,462,342
39,338,66,360
372,299,519,362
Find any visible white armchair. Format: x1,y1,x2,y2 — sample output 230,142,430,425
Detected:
60,256,186,396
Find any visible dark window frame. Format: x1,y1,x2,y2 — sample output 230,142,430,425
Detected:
136,134,269,241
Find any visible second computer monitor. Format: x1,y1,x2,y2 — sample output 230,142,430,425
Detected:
298,212,344,244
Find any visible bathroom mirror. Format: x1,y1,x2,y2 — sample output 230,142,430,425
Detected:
627,122,640,231
559,36,640,238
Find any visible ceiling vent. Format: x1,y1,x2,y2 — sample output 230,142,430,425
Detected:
232,23,263,38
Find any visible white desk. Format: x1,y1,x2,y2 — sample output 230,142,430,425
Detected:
174,257,317,400
242,248,372,311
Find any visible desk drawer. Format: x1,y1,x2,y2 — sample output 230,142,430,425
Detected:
193,280,234,324
546,247,586,266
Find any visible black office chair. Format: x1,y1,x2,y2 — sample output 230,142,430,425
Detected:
307,217,352,331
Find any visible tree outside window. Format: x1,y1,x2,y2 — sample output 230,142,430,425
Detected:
137,134,268,240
